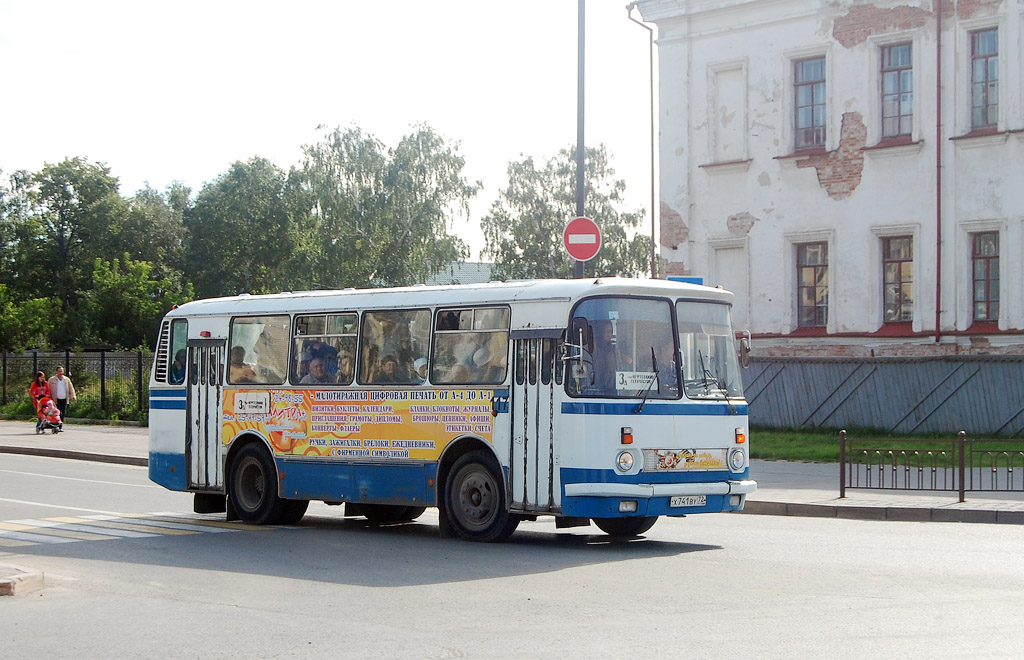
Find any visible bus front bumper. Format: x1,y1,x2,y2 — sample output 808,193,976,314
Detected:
564,479,757,498
561,479,757,517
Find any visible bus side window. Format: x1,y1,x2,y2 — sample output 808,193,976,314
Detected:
168,319,188,385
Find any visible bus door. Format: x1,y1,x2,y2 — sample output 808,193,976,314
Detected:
509,333,559,513
186,339,225,491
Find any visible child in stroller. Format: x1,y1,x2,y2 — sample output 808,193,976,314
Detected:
37,396,63,434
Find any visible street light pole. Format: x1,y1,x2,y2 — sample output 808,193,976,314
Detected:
627,2,657,279
574,0,586,279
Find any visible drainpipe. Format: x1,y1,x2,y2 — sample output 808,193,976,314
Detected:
934,0,943,342
627,2,658,278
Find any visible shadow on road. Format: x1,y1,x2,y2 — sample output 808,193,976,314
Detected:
12,511,721,587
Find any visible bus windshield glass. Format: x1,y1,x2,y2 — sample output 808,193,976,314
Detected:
567,297,677,398
676,301,743,399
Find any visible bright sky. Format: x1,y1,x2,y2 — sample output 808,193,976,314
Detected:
0,0,655,259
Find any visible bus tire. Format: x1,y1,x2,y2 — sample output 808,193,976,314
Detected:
404,506,426,521
593,516,658,537
445,450,519,542
229,444,288,525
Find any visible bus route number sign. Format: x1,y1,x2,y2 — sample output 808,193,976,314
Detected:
234,392,270,415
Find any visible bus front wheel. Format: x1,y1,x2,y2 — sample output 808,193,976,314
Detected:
593,516,658,537
445,450,519,542
229,444,290,525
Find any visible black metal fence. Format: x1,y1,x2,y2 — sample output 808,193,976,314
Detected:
1,350,151,421
839,429,1024,502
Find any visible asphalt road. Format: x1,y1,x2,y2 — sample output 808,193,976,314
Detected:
2,453,1023,659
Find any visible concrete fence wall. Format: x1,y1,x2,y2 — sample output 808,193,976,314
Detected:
743,356,1024,437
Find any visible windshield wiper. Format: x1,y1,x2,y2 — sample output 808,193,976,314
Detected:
633,347,658,414
697,350,736,412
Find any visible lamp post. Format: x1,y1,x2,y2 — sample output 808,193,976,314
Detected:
627,2,657,278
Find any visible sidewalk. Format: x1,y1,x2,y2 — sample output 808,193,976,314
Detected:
2,419,1023,525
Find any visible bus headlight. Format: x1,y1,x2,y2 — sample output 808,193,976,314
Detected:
729,449,746,472
616,451,634,472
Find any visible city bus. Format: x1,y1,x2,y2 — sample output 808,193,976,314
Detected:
148,278,755,542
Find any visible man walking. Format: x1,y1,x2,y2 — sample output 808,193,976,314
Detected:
47,366,77,426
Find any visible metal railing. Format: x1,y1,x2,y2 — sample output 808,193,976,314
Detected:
840,429,1024,502
1,350,151,421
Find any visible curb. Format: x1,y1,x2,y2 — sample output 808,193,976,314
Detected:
741,500,1022,524
0,567,45,596
0,445,146,467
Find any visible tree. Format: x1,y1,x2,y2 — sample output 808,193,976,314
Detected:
185,158,293,298
291,124,476,289
481,145,651,280
80,253,194,349
0,284,54,351
29,158,126,342
114,183,188,275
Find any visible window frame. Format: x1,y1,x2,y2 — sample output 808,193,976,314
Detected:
291,312,359,386
796,242,829,328
794,56,827,150
880,43,913,138
430,305,511,386
969,28,998,129
882,236,914,323
971,231,999,322
227,315,290,386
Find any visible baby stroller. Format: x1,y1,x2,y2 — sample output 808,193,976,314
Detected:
36,396,63,434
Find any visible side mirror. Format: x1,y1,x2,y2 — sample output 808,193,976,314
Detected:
737,331,751,368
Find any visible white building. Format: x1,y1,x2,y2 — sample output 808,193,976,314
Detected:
636,0,1024,356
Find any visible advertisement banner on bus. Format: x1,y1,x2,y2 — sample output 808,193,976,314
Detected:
221,388,496,460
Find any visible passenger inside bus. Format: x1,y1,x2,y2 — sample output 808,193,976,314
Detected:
589,319,619,394
229,346,258,384
374,355,400,384
301,357,335,385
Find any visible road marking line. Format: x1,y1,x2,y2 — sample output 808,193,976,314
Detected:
11,519,156,539
0,469,159,488
83,515,236,534
0,497,124,515
47,517,197,536
0,529,78,544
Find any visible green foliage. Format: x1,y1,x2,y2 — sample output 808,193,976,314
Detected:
185,157,294,298
0,284,56,351
481,145,651,280
81,253,194,349
290,125,474,288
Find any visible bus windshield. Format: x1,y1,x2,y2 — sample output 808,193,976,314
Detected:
567,297,677,398
676,301,744,400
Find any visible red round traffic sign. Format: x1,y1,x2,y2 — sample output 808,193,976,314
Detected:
563,216,602,261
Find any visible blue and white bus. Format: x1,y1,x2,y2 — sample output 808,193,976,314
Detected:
148,278,755,542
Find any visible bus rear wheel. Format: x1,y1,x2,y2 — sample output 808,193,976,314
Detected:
593,516,658,537
229,444,289,525
445,450,519,543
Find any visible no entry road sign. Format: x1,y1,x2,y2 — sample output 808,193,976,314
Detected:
563,216,601,261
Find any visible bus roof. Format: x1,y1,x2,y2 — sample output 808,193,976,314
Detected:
166,277,735,321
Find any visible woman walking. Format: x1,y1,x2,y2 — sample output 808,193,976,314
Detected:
29,371,50,432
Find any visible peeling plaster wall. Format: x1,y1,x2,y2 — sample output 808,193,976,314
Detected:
638,0,1024,355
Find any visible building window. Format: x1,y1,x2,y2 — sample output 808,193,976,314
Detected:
882,237,913,322
970,29,998,128
795,57,826,149
972,232,999,321
797,242,828,327
881,44,912,138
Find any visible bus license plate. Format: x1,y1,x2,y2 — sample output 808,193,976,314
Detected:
670,495,706,507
